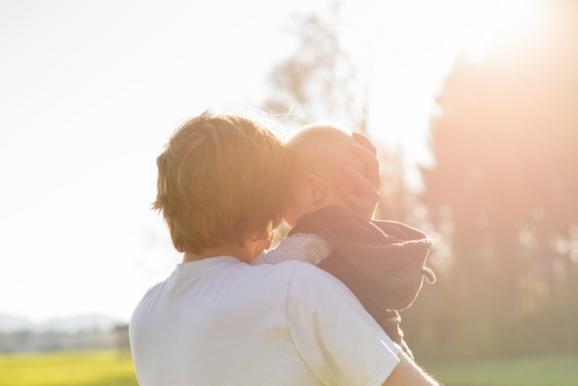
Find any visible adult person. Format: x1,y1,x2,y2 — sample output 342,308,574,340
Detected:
129,113,438,386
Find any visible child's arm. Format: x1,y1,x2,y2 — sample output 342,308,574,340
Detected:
251,233,332,265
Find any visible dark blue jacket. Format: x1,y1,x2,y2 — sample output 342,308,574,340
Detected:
290,205,435,358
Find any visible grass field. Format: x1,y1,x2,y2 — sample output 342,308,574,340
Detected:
0,351,576,385
0,351,137,386
424,354,578,386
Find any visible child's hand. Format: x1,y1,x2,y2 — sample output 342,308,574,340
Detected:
337,133,380,221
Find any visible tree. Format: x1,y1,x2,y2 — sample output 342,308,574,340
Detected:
264,1,367,134
411,0,578,358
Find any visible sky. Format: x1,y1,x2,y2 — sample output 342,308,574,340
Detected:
0,0,540,321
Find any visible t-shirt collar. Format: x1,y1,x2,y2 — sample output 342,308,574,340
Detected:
174,255,240,278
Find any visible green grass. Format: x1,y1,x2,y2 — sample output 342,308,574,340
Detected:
0,351,137,386
0,351,576,386
423,354,578,386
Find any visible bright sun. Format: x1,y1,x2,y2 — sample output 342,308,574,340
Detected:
460,0,544,61
339,0,548,175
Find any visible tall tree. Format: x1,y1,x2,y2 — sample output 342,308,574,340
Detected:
264,1,367,133
414,0,578,357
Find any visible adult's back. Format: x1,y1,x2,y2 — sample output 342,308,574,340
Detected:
131,257,401,386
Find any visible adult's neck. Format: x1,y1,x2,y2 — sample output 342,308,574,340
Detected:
182,243,249,263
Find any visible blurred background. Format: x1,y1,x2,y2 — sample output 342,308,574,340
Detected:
1,0,577,385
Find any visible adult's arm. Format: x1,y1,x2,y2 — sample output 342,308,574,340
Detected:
383,352,438,386
287,262,438,386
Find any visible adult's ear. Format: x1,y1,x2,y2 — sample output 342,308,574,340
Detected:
306,173,327,205
246,228,274,260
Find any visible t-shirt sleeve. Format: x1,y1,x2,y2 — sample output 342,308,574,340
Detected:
286,262,401,386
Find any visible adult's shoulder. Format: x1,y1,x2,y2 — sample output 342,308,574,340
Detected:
285,262,402,386
243,260,354,305
243,259,321,282
287,260,356,299
130,280,166,324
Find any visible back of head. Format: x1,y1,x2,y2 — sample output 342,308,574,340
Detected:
281,124,363,225
287,124,353,178
153,112,289,254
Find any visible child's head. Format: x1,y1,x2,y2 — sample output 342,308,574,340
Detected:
283,124,366,226
153,112,289,260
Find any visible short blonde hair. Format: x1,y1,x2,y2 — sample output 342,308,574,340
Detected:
153,112,289,254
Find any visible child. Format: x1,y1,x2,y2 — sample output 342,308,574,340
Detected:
253,124,436,359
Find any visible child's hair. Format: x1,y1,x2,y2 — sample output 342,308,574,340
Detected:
153,112,289,254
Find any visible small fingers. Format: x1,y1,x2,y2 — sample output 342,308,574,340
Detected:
342,166,378,198
351,143,380,189
352,132,377,156
337,169,378,220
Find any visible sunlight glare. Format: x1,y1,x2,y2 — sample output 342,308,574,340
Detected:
464,0,544,62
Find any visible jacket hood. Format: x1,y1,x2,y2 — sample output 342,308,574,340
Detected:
290,205,435,311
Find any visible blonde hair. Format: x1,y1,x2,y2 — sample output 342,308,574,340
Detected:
153,112,289,254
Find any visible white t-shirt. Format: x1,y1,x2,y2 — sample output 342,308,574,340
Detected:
130,256,400,386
